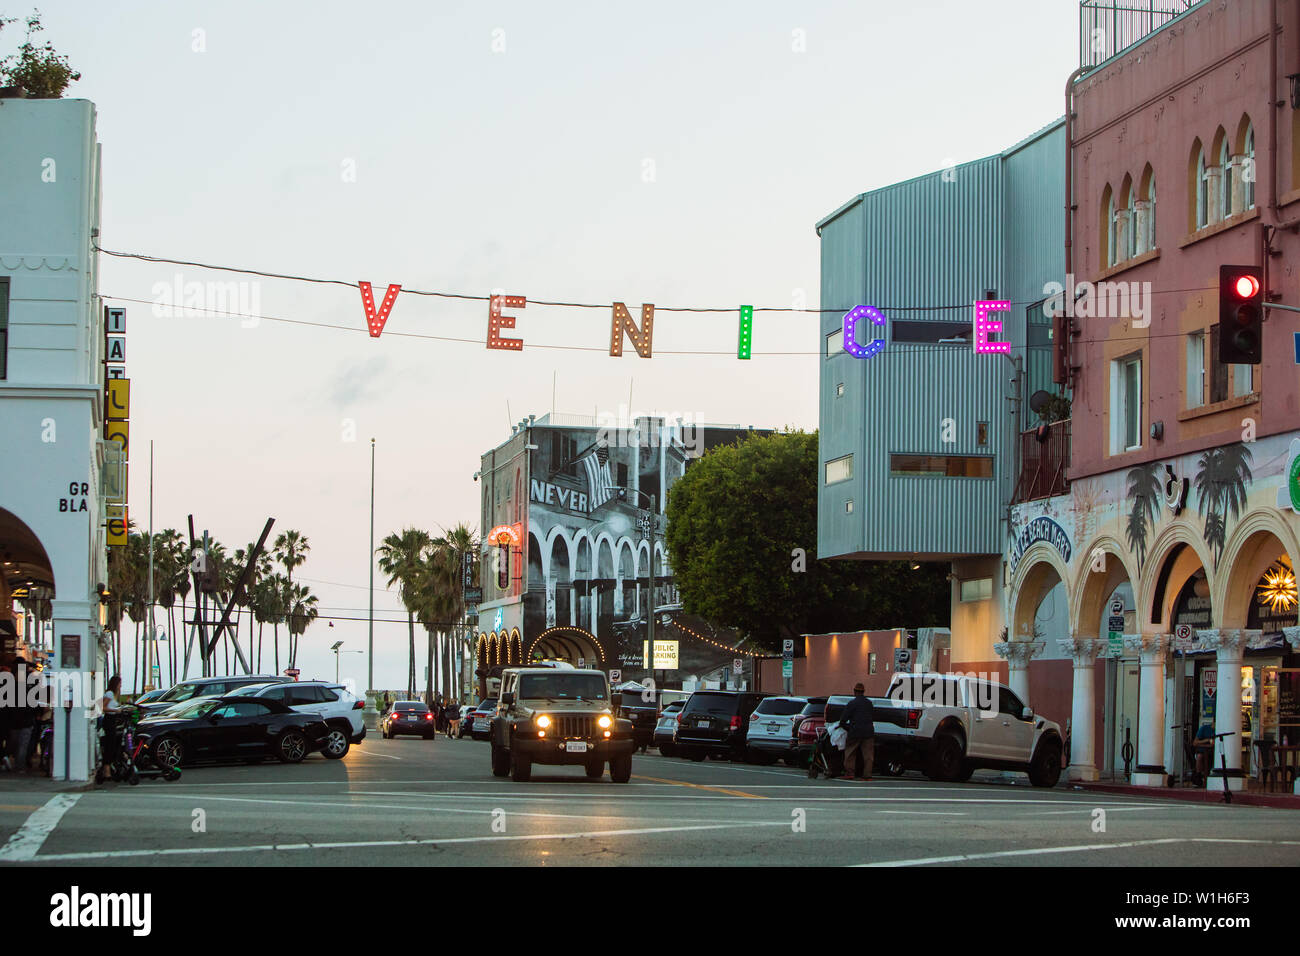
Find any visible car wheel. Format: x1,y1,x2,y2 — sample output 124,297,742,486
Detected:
585,759,604,779
659,744,675,758
323,727,351,759
610,754,632,783
1028,739,1063,788
927,732,964,782
953,761,975,782
490,743,511,777
511,751,532,782
276,730,308,764
152,735,184,771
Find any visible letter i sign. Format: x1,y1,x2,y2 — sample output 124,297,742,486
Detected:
359,281,401,337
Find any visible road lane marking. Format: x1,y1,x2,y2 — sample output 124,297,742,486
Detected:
879,810,967,816
858,837,1300,866
18,820,793,862
0,793,81,862
631,774,767,799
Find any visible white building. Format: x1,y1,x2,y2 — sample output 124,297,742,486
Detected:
0,95,111,781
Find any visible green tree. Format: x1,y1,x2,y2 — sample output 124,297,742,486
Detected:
0,12,81,97
377,528,433,698
663,430,947,650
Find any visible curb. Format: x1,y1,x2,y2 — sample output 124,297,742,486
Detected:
1073,780,1300,809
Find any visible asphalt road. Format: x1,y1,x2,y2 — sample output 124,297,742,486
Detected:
3,735,1299,866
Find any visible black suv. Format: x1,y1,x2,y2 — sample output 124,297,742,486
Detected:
137,675,291,717
672,690,770,761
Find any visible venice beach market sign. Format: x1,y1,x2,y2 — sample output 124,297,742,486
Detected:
1009,516,1072,577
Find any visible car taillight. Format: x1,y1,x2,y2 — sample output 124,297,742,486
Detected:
730,715,741,730
352,700,364,710
675,711,683,723
906,708,921,729
749,712,759,721
425,713,434,720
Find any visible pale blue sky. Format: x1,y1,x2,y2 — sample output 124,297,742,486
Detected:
11,0,1077,689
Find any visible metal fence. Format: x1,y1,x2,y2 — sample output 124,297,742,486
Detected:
1080,0,1196,69
1014,419,1071,503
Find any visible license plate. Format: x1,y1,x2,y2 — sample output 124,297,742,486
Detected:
565,741,588,753
696,718,710,728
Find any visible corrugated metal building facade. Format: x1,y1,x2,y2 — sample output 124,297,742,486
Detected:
816,119,1065,565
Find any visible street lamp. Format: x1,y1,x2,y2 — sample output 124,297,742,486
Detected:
331,640,363,683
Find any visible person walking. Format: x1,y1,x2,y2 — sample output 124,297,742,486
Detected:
445,700,460,739
838,682,875,781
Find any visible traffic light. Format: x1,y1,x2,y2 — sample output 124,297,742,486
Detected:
1218,265,1264,365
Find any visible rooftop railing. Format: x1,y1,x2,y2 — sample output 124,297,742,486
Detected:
1080,0,1196,69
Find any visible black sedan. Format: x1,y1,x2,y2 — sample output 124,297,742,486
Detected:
381,700,436,739
136,696,332,769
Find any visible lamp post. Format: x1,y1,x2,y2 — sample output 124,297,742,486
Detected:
365,438,378,727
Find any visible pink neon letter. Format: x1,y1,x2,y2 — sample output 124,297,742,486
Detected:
973,300,1011,354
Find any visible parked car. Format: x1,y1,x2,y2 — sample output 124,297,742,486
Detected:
137,675,291,717
745,695,808,765
136,695,332,768
228,680,366,758
469,698,498,741
457,701,477,738
617,689,660,752
872,673,1064,786
795,695,846,768
132,688,166,706
381,700,435,739
653,700,685,755
672,690,771,761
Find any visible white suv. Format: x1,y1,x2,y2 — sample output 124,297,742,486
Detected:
745,695,808,766
229,681,366,758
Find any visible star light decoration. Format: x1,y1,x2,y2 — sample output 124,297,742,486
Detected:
842,304,887,359
358,281,402,338
1257,563,1297,612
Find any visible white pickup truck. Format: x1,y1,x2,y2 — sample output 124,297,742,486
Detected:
868,672,1064,787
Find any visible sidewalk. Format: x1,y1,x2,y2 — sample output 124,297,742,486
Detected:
1071,778,1300,809
0,770,93,796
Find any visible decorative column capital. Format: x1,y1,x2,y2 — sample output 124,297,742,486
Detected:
1284,626,1300,651
1125,633,1170,662
994,641,1044,667
1058,638,1105,666
1198,628,1249,659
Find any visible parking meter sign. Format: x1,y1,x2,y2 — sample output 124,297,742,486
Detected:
782,639,794,661
609,669,621,684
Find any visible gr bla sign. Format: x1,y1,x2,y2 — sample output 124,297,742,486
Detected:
1009,516,1072,577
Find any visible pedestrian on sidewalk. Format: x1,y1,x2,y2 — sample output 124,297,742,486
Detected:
838,682,875,781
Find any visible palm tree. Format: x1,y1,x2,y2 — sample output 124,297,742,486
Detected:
1125,462,1164,572
237,545,273,671
287,583,318,669
260,573,290,673
1194,443,1254,566
274,530,310,596
437,524,478,697
377,528,433,698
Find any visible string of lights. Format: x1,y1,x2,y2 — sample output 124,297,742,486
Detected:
670,619,774,659
100,293,1255,358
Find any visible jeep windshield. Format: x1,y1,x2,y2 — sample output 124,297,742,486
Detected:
519,674,607,701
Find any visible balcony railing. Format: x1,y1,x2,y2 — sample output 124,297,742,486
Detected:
1014,419,1071,503
1080,0,1195,69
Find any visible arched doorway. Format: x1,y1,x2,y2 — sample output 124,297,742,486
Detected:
526,626,606,667
0,506,57,664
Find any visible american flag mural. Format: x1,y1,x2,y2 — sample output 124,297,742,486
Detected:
580,446,613,510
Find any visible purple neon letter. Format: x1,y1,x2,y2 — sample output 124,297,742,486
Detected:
842,305,887,359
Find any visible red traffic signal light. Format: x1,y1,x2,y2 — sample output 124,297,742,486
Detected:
1218,265,1263,365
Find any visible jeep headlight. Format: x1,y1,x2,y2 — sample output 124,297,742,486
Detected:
597,715,612,729
535,714,551,729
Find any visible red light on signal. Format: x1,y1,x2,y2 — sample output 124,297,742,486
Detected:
1233,274,1260,299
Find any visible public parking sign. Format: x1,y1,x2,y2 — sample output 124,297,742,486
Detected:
781,659,793,678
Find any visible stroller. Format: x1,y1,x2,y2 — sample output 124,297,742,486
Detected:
97,706,181,785
806,724,845,779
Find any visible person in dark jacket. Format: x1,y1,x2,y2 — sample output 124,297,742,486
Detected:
838,682,875,781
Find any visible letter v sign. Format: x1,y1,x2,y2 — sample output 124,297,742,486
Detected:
359,281,402,337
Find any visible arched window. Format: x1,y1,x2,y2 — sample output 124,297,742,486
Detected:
1244,125,1256,210
1191,141,1208,230
1219,138,1233,219
1136,165,1156,254
1120,174,1135,261
1103,184,1116,268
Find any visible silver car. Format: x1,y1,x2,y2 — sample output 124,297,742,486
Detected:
653,700,685,756
745,695,808,766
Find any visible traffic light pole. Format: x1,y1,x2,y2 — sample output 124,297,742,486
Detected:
1264,301,1300,314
